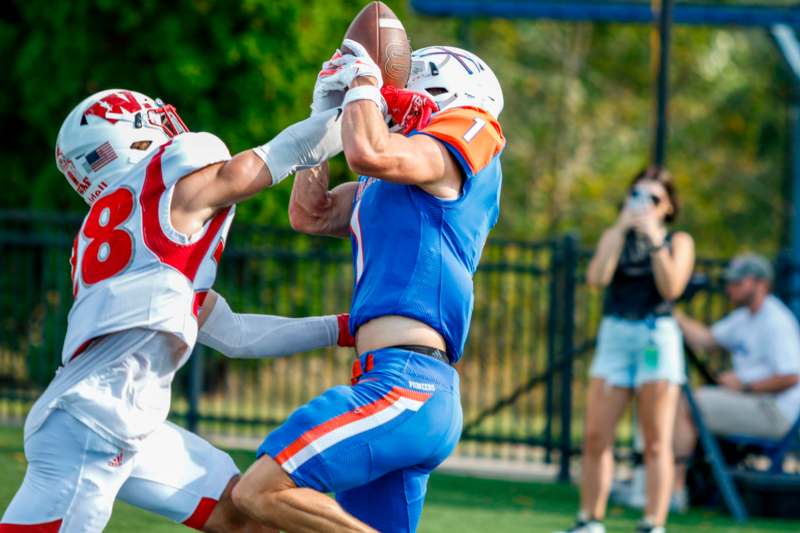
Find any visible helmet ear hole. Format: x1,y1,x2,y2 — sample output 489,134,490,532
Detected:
130,140,153,151
427,87,448,96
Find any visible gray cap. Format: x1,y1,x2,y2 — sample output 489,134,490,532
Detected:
723,253,774,282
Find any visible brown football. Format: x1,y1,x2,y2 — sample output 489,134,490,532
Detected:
342,1,411,88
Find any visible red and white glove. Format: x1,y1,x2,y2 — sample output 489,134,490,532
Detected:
337,313,355,347
310,51,346,115
318,39,383,90
381,85,439,135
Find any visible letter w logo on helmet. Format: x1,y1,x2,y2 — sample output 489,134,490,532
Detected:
83,90,144,124
57,88,188,205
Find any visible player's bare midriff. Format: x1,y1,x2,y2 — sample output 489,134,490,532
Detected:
355,315,447,354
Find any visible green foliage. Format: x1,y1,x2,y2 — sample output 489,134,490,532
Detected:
412,18,788,255
3,0,791,255
3,0,379,222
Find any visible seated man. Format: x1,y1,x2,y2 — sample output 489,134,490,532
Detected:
673,253,800,498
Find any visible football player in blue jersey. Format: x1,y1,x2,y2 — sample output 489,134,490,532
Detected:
231,41,506,533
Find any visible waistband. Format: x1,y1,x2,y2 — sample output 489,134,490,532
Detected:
352,347,459,393
388,344,450,364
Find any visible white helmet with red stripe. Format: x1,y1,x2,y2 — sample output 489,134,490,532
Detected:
55,89,188,205
406,46,504,119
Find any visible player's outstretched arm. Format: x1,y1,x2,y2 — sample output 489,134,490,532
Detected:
172,109,343,234
197,290,354,358
316,41,462,198
342,79,461,198
288,163,357,238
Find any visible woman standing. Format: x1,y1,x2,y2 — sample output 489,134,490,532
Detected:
560,167,695,533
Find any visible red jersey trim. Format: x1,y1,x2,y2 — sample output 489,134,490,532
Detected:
69,337,96,362
182,497,218,530
212,239,225,264
140,142,231,282
193,290,209,319
0,519,63,532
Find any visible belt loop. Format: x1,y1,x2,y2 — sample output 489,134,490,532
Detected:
365,353,375,373
350,359,363,385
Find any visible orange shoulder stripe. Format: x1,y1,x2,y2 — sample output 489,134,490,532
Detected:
418,107,505,175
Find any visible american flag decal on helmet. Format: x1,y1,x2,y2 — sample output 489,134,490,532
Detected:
84,141,117,173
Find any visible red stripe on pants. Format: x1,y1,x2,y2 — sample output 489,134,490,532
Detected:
0,519,63,532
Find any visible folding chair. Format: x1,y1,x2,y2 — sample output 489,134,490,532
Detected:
684,345,800,521
720,409,800,474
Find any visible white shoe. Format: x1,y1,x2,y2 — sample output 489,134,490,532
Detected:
635,518,665,533
612,467,647,509
670,488,688,514
554,519,606,533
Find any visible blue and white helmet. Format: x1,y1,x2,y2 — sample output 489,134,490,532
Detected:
406,46,504,118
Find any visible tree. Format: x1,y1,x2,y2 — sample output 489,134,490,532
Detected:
3,0,789,256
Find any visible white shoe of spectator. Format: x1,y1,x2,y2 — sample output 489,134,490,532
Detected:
635,518,665,533
670,488,688,514
554,512,606,533
611,466,647,509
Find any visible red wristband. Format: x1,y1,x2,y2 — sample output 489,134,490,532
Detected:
337,314,355,347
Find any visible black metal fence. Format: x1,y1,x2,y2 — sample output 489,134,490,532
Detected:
0,210,771,479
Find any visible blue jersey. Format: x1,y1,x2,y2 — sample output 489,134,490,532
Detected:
348,107,505,362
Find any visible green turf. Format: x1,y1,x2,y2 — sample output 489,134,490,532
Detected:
0,425,795,532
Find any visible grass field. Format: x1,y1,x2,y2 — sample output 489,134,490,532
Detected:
0,426,796,532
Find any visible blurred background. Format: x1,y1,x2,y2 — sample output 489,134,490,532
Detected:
3,1,800,531
2,0,790,253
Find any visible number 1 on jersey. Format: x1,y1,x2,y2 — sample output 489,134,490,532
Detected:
463,117,486,143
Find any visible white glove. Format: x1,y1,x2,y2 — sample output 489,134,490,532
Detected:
253,107,343,186
316,39,383,94
311,52,346,115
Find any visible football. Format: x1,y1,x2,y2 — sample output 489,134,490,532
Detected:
342,1,412,88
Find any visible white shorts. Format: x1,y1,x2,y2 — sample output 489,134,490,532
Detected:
590,316,686,388
1,409,239,532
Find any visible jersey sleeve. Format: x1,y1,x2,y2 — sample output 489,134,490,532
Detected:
763,317,800,375
160,132,231,187
413,107,505,178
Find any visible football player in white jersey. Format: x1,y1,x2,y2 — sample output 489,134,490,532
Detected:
0,89,349,532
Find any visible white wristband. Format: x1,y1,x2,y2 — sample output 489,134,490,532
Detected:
343,85,386,114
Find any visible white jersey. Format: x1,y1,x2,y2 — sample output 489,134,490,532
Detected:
25,132,234,450
64,131,234,362
712,294,800,423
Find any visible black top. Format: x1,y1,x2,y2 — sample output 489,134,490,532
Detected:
602,230,674,320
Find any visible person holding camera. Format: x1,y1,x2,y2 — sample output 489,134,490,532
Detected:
559,167,695,533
